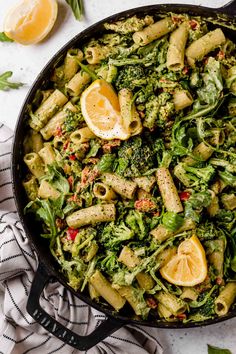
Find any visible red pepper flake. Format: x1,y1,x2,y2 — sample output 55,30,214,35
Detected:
134,198,156,212
63,140,69,151
67,227,79,241
182,67,189,75
176,313,187,320
67,176,74,189
146,297,158,309
55,125,62,137
172,16,182,24
102,139,121,153
179,191,191,201
217,50,225,60
56,218,66,230
189,19,198,30
216,277,223,285
69,154,76,161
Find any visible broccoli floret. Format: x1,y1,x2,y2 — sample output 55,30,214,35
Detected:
126,210,148,239
100,222,134,251
115,65,146,91
144,92,174,129
184,164,215,184
99,251,121,275
63,109,84,132
115,136,157,177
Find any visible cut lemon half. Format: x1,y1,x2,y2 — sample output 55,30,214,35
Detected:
160,235,208,287
4,0,58,45
81,79,130,140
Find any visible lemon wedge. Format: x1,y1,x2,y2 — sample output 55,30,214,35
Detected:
81,79,130,140
4,0,58,45
160,235,208,287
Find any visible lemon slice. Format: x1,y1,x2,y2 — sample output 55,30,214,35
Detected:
160,235,208,286
81,79,130,140
4,0,58,45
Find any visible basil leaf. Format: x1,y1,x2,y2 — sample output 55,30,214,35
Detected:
162,211,184,231
0,71,23,91
0,32,13,42
208,344,232,354
65,0,83,20
97,154,116,172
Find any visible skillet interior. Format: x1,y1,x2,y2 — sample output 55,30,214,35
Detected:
12,3,236,329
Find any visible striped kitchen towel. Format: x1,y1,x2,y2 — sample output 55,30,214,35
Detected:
0,123,163,354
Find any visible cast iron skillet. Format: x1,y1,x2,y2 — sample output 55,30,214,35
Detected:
12,1,236,351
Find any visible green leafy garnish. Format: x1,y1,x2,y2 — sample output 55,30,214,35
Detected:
65,0,83,20
0,32,13,42
0,71,23,91
43,164,70,194
162,212,184,231
208,344,232,354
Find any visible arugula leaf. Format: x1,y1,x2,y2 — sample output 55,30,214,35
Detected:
0,71,23,91
25,195,65,238
43,164,70,194
65,0,83,20
208,344,232,354
0,32,13,42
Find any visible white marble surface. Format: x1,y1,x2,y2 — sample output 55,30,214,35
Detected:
0,0,236,353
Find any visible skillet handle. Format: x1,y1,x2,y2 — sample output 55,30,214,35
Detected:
219,0,236,15
27,263,125,351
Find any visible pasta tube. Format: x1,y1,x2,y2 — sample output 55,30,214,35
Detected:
133,17,175,46
158,303,174,320
38,144,56,166
90,270,126,311
116,285,148,316
24,152,45,178
40,102,78,140
88,283,100,300
118,246,140,268
118,88,142,136
208,239,225,279
66,204,116,228
173,90,193,111
66,70,91,96
156,167,183,213
64,48,83,82
23,176,39,201
70,127,96,144
85,46,110,64
93,182,117,201
155,291,187,316
118,246,154,290
23,130,44,154
38,180,60,200
133,176,156,193
221,194,236,210
182,142,213,166
207,191,219,217
215,282,236,316
186,28,226,67
136,272,155,291
30,89,68,131
167,22,189,71
180,287,198,301
103,173,137,199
